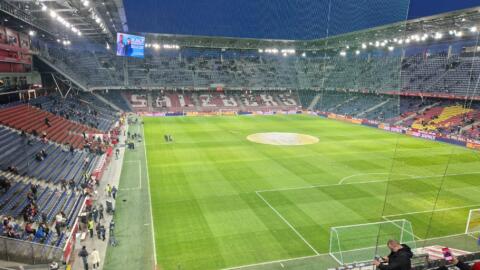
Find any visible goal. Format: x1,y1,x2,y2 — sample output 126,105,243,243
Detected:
465,209,480,235
218,109,238,116
329,219,416,265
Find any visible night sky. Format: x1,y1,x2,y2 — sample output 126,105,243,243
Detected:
123,0,480,39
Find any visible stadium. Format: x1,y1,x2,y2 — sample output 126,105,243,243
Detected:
0,0,479,269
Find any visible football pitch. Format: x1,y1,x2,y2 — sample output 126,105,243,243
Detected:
131,114,480,270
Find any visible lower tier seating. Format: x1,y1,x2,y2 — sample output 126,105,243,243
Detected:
0,126,101,185
0,104,106,150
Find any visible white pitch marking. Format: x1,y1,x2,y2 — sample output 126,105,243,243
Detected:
220,254,324,270
142,120,158,267
383,204,480,218
338,173,417,185
256,191,320,255
256,172,480,193
220,232,476,270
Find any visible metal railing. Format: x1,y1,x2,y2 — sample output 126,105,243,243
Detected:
0,236,63,265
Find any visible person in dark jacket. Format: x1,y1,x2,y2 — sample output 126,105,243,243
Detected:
373,239,413,270
78,246,89,270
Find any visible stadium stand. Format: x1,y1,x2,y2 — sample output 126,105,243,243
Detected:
0,126,100,184
97,91,133,112
34,41,480,99
0,184,85,248
31,93,118,132
2,1,480,269
118,90,300,113
0,103,109,150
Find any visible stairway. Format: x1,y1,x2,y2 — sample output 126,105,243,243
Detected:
357,99,391,117
307,94,321,110
93,92,122,111
36,55,88,91
394,102,441,125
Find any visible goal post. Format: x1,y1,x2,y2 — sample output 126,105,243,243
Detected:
465,208,480,235
218,109,238,116
329,219,416,265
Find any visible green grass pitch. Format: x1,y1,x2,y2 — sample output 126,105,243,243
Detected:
140,114,480,270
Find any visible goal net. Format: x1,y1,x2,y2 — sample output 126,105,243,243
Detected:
218,109,238,116
329,219,416,265
465,209,480,235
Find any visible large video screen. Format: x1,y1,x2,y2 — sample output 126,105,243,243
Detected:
116,33,145,58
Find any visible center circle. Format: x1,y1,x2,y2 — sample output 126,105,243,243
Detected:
247,132,319,146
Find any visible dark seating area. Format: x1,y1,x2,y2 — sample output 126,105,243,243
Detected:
0,175,84,248
0,126,100,185
0,89,119,257
31,93,119,132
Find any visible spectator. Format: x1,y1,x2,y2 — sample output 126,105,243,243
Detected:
49,261,59,270
55,211,66,229
88,219,94,238
96,222,102,240
35,152,44,161
69,179,76,190
373,239,412,270
84,156,90,169
54,221,62,237
111,186,117,200
35,225,46,242
7,166,18,175
90,248,101,269
78,246,89,270
25,222,36,237
45,117,51,127
435,256,480,270
31,184,38,196
60,179,67,191
41,212,48,224
92,207,98,223
105,184,112,197
99,224,106,241
0,176,11,192
98,203,104,221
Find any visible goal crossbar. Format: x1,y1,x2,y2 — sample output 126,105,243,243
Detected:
329,219,416,265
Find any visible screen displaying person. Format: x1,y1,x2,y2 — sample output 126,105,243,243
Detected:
124,38,133,56
117,34,125,56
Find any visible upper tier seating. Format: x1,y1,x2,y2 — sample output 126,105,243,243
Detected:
38,40,480,97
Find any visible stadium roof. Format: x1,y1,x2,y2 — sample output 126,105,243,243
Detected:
0,0,479,52
0,0,127,44
124,0,480,40
142,6,480,53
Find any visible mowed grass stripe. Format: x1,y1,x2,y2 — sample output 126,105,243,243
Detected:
144,115,480,270
147,116,316,269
